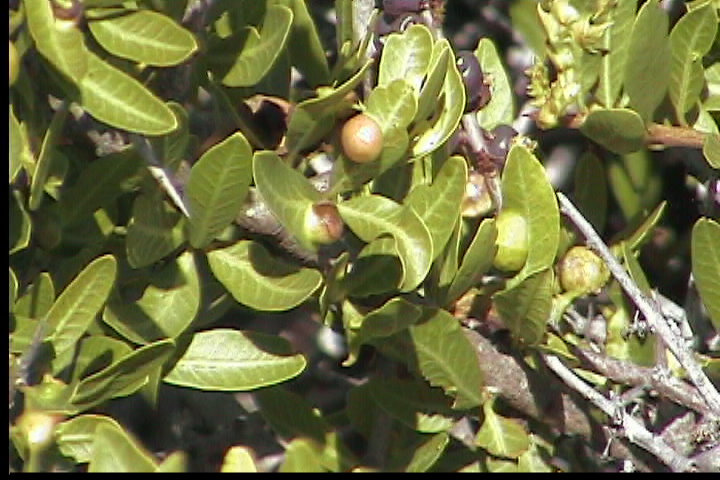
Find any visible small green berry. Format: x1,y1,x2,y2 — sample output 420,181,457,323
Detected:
558,246,609,294
493,209,528,272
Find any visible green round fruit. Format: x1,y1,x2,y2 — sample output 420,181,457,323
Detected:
341,114,383,164
16,410,62,451
558,246,609,294
493,209,528,272
10,41,19,86
304,201,344,246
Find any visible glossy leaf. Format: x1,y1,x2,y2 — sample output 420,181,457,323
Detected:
367,79,417,133
624,0,670,121
580,108,646,154
692,218,720,330
126,192,185,268
502,146,559,282
71,339,175,409
79,52,177,135
88,10,198,66
378,24,433,91
163,329,306,391
29,104,68,210
574,151,607,232
222,5,293,87
24,0,88,81
221,446,257,473
276,0,330,88
187,132,252,249
365,378,455,433
412,47,465,157
253,151,321,250
406,156,467,260
597,0,637,107
475,400,530,459
44,255,117,358
669,4,718,124
414,40,450,124
56,414,125,464
255,386,329,443
704,62,720,111
59,149,143,227
405,432,450,472
339,195,433,292
341,237,404,297
474,38,514,130
493,268,553,347
446,218,498,306
88,424,157,472
207,240,322,311
345,297,423,366
704,134,720,169
103,251,200,344
616,201,667,251
71,335,132,384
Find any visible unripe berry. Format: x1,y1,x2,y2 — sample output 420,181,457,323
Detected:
16,410,62,452
558,246,609,294
304,202,344,246
493,209,528,272
341,114,383,164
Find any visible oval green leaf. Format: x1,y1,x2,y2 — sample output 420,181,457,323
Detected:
88,424,157,472
222,5,294,87
414,40,450,124
474,38,514,130
405,432,450,472
378,24,433,91
580,108,646,154
574,151,608,232
278,0,330,88
29,104,68,210
126,191,185,268
88,10,198,66
56,414,125,464
446,218,498,306
44,255,117,358
207,240,322,311
597,0,637,107
475,400,530,459
14,272,55,320
338,195,433,292
493,268,553,347
163,329,306,390
187,132,252,249
704,133,720,169
692,218,720,330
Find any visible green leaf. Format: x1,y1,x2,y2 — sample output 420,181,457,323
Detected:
276,0,330,88
669,4,718,124
187,132,252,249
704,62,720,111
502,145,560,281
29,104,68,211
126,191,185,268
415,40,450,125
44,255,117,358
71,339,175,409
9,107,31,183
220,446,257,473
59,149,143,227
156,452,188,473
367,79,417,133
345,297,423,366
493,268,553,347
55,414,125,464
574,151,607,232
78,52,177,135
378,24,434,91
365,378,455,433
474,38,514,130
88,10,198,66
517,439,553,472
614,201,667,251
24,0,88,81
405,432,450,472
597,0,637,107
163,329,306,391
412,47,465,157
692,218,720,330
253,151,321,250
9,189,31,254
580,108,646,154
279,438,325,472
703,133,720,169
624,0,670,121
378,308,484,409
102,251,200,344
475,400,530,459
9,268,18,312
71,335,132,384
207,240,322,311
509,1,546,57
88,424,157,472
13,272,55,320
255,386,329,443
406,156,467,260
222,5,293,87
341,237,404,297
338,195,433,292
446,218,498,306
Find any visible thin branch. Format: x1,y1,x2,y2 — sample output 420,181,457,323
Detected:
543,355,696,472
645,124,706,150
557,192,720,417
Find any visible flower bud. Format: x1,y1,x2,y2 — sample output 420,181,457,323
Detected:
493,209,529,272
